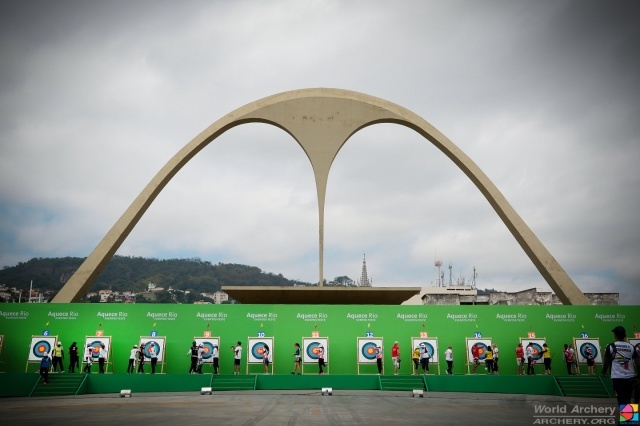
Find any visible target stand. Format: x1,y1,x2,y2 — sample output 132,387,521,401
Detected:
302,337,329,375
357,337,383,375
83,336,113,373
247,337,274,375
26,335,58,373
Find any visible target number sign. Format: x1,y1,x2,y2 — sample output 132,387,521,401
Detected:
302,337,328,364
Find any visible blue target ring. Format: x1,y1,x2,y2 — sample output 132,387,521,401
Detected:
89,340,102,358
33,340,52,358
361,342,378,360
473,342,488,360
143,341,160,358
306,342,321,360
580,342,598,359
251,342,267,360
200,342,214,360
530,343,544,361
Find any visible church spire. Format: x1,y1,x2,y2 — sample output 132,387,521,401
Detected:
358,254,372,287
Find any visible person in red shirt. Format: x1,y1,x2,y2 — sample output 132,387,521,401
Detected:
391,341,400,375
515,343,525,376
471,343,480,374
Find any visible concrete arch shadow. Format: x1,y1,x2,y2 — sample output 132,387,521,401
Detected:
52,88,589,304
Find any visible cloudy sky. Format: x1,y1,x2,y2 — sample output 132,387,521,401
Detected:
1,0,638,304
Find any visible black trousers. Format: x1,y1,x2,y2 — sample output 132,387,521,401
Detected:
612,378,635,405
127,359,135,373
446,360,453,374
213,357,219,374
151,357,157,374
69,356,79,373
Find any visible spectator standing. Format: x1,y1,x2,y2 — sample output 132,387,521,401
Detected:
68,342,79,373
98,343,107,374
391,341,400,375
444,345,453,375
233,342,242,375
39,352,52,384
375,345,383,375
127,345,137,374
602,326,639,405
515,343,525,376
51,342,64,373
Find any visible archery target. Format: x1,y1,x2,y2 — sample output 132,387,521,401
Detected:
84,336,111,360
194,337,220,363
574,338,602,364
248,337,273,363
520,338,546,364
139,336,166,362
303,338,328,363
29,336,57,361
466,338,491,364
358,338,383,363
411,338,439,363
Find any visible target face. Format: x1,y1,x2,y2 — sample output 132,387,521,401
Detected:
411,338,439,363
520,338,546,364
302,338,328,363
247,337,273,363
28,336,57,361
139,336,166,362
83,336,111,360
466,338,492,364
194,337,220,363
574,338,602,364
358,338,383,363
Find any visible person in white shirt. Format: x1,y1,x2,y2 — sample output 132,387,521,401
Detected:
149,344,158,374
127,345,137,374
444,346,453,375
98,343,107,374
420,344,431,374
212,345,220,374
233,342,242,375
602,326,640,404
525,343,535,375
83,344,93,374
492,344,499,375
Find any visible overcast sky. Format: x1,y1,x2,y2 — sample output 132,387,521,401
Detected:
1,0,638,304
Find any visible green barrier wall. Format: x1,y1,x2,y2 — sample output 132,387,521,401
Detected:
1,304,637,376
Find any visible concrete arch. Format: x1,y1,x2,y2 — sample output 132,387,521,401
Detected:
52,88,589,304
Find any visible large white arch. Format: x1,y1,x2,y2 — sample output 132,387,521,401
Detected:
52,88,589,304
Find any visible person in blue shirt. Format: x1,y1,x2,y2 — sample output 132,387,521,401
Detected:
40,352,52,384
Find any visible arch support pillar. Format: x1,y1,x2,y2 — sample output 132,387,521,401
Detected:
52,88,589,305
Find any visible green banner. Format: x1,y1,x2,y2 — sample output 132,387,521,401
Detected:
1,304,637,375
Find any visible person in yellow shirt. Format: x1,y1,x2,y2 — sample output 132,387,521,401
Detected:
51,342,64,373
412,347,420,375
484,344,494,374
541,343,552,375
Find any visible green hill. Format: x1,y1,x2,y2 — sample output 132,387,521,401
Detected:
0,256,313,301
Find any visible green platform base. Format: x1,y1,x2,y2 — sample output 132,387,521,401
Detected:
0,373,613,398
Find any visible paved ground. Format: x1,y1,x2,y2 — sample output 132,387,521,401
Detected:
0,390,619,425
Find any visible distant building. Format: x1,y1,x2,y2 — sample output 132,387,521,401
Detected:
403,286,619,305
213,291,229,304
357,254,372,287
